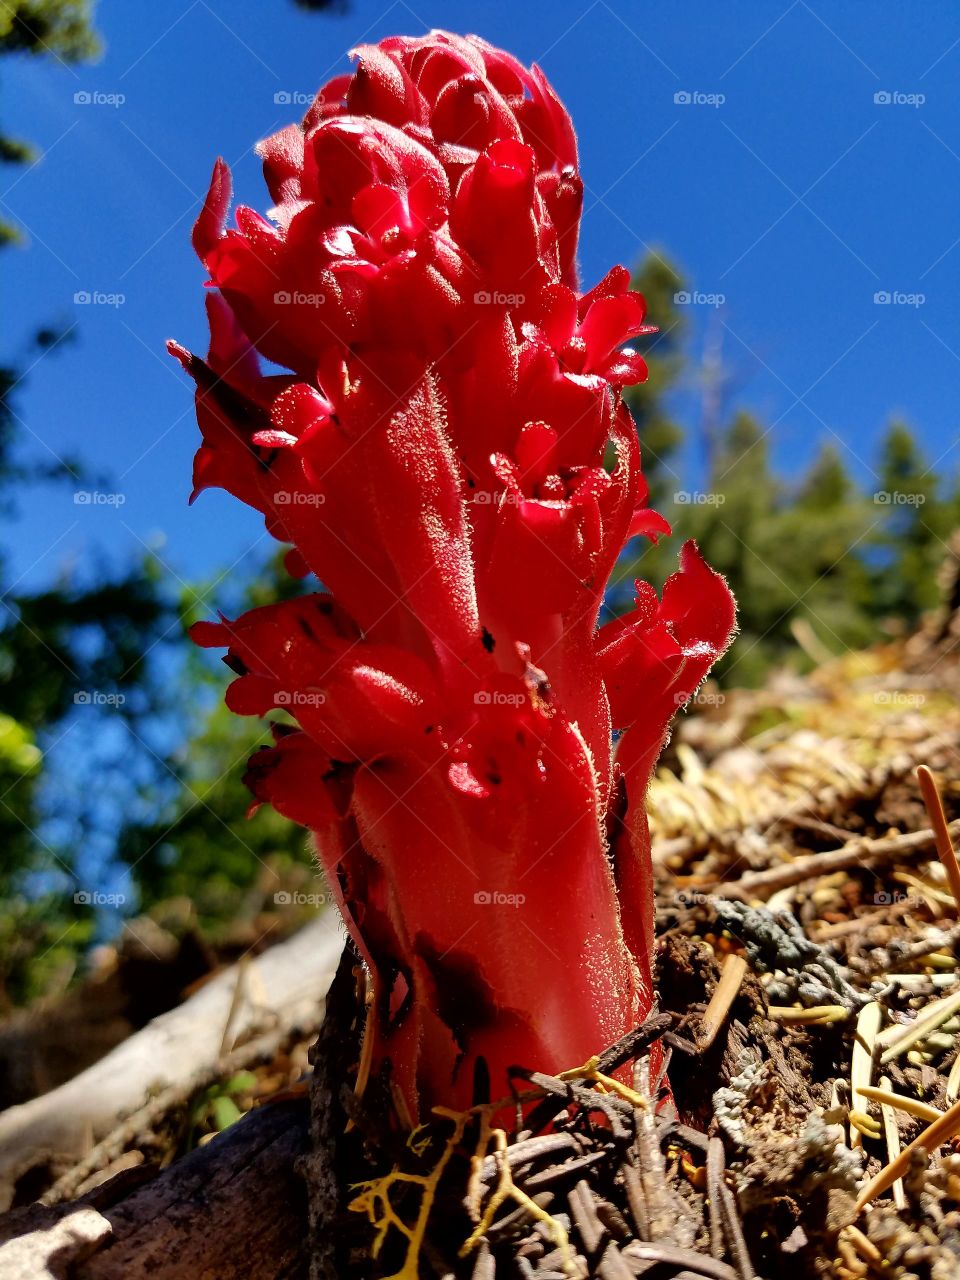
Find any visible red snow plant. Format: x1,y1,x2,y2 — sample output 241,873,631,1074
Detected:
171,31,736,1117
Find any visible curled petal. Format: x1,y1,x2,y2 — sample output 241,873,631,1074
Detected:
599,540,736,733
256,125,304,206
193,157,231,261
347,43,425,127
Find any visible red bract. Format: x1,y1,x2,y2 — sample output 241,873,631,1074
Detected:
172,30,736,1115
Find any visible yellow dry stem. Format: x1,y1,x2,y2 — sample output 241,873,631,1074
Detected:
459,1127,577,1277
557,1054,649,1110
348,1108,468,1280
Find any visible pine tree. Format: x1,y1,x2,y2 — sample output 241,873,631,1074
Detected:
622,251,688,504
870,422,950,624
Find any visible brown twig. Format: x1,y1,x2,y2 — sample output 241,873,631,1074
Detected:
859,920,960,976
705,821,960,900
621,1241,740,1279
706,1137,726,1261
596,1012,673,1075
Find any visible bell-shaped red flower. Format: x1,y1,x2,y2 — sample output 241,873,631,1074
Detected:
172,31,735,1115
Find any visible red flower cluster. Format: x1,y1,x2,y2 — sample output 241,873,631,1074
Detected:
171,32,735,1114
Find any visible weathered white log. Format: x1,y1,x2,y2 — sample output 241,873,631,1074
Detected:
0,1204,112,1279
0,915,345,1210
0,1100,311,1279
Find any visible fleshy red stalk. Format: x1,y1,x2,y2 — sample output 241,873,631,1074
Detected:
171,32,736,1114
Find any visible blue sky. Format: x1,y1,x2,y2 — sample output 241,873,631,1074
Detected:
3,0,960,598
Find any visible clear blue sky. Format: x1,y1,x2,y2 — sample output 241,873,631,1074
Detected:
3,0,960,597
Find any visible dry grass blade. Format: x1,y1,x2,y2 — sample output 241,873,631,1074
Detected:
876,1074,907,1211
877,986,960,1046
856,1093,960,1212
697,955,748,1052
857,1084,942,1124
766,1005,849,1025
917,764,960,911
850,1002,881,1149
878,987,960,1064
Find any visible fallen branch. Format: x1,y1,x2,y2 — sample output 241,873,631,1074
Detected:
702,820,960,900
0,915,344,1210
42,1016,317,1207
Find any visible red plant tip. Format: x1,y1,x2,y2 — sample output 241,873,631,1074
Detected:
171,30,736,1115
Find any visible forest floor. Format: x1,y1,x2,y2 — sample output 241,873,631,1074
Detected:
325,610,960,1279
5,608,960,1279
